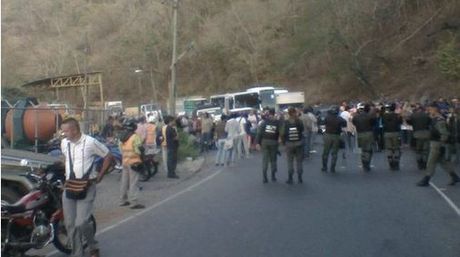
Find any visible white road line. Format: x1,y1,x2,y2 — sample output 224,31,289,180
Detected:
430,182,460,217
47,169,223,256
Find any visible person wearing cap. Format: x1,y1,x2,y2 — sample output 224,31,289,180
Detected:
256,108,281,183
119,120,145,209
322,106,346,173
407,105,432,170
417,103,460,186
382,103,403,170
281,107,304,184
352,103,377,172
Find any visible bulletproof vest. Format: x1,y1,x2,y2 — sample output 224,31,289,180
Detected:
285,119,302,142
409,112,431,131
325,115,345,135
262,119,280,141
353,113,375,133
382,112,402,133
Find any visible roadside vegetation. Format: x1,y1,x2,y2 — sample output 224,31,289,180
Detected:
1,0,459,104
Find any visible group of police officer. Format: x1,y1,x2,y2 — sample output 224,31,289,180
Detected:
255,102,460,187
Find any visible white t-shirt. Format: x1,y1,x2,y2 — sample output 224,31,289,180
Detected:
61,134,109,179
238,117,247,135
225,118,241,139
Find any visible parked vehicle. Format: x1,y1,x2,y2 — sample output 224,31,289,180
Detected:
1,161,97,256
139,147,160,182
275,92,305,112
2,149,60,204
104,101,123,117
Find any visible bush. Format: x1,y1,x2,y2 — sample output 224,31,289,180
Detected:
177,131,200,161
437,35,460,80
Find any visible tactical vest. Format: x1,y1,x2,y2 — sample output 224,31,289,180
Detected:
145,123,156,145
285,120,302,142
121,134,142,165
262,119,279,141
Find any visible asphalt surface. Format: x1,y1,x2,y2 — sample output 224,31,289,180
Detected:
50,141,460,257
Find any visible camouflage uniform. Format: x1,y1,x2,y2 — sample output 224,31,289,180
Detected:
417,113,460,186
256,117,280,183
407,110,431,170
382,111,403,170
352,110,376,172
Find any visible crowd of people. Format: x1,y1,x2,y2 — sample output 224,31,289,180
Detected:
60,96,459,257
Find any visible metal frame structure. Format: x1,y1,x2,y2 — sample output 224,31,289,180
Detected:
21,72,104,109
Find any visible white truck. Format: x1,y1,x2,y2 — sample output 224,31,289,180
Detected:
275,92,305,112
140,103,164,122
104,101,123,117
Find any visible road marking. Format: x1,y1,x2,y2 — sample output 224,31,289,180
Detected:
430,182,460,217
47,169,223,256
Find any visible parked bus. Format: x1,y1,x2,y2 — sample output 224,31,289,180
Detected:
183,97,207,117
246,86,287,110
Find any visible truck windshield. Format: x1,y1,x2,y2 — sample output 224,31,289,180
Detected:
234,93,259,109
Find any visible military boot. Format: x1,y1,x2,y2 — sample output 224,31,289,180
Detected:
330,158,337,173
263,171,268,184
286,174,294,185
448,172,460,186
388,157,394,170
416,176,431,187
271,172,277,182
362,161,371,172
321,157,328,172
393,161,400,171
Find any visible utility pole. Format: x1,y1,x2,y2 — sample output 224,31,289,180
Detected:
169,0,179,116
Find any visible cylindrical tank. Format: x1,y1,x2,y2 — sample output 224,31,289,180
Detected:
5,104,62,143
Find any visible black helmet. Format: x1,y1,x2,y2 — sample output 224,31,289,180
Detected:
122,119,137,132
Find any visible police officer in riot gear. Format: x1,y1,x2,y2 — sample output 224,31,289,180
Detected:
352,103,376,172
417,103,460,186
382,103,403,171
281,107,304,184
322,106,346,173
407,105,432,170
256,109,281,183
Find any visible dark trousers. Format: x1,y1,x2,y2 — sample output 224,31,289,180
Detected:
262,143,278,179
167,147,178,176
286,143,303,177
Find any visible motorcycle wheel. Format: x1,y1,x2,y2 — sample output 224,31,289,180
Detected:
52,215,97,254
139,165,151,182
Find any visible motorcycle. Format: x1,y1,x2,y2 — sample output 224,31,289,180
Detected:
139,146,160,182
1,162,97,256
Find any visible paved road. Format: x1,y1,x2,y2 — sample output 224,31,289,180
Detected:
51,143,460,257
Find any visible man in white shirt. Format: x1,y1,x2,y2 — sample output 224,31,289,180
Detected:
340,105,356,151
224,113,241,166
61,118,113,257
237,114,250,159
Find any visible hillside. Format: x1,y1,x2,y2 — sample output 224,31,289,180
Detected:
1,0,459,105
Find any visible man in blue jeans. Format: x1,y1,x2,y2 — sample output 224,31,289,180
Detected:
214,115,228,166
